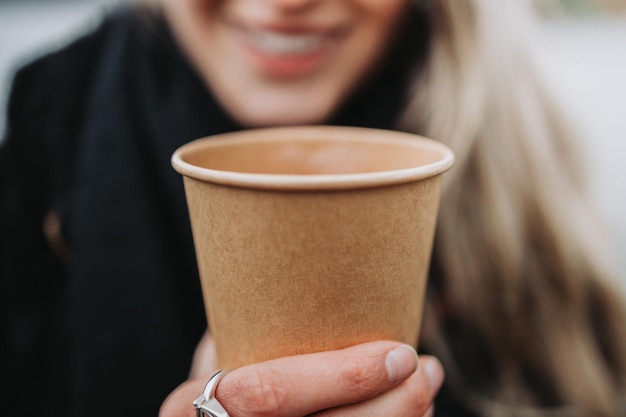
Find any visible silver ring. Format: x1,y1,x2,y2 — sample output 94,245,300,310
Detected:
193,369,232,417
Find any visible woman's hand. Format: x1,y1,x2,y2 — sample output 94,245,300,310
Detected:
160,333,444,417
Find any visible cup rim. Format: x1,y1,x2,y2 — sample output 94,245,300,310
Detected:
171,126,455,191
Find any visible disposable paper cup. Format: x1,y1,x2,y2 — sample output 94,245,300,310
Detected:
172,126,454,368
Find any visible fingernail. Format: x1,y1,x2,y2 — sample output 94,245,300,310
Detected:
385,344,418,382
423,357,444,389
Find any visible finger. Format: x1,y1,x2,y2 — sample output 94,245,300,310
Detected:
189,330,217,378
310,355,444,417
160,377,208,417
216,341,419,417
160,341,419,417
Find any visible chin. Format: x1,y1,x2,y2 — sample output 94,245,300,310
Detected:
229,104,335,128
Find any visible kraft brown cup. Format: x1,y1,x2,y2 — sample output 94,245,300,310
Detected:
171,126,454,369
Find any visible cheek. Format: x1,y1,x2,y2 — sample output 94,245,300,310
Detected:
183,0,222,26
358,0,409,20
377,0,410,33
352,0,410,64
351,0,410,56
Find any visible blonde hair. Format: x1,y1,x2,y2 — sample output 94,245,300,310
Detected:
399,0,626,416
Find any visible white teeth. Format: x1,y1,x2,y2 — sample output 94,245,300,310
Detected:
249,30,325,56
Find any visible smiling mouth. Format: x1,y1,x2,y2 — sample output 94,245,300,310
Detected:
231,21,348,57
225,19,349,77
247,30,328,56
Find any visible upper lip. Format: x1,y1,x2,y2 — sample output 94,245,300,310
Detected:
226,18,348,38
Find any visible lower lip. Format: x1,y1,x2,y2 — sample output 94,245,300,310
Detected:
235,32,337,78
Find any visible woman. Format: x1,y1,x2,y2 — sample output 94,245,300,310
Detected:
1,0,624,416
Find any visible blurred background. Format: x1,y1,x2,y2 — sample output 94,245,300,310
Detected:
0,0,625,290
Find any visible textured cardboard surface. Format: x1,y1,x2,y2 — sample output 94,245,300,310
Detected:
172,126,454,368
